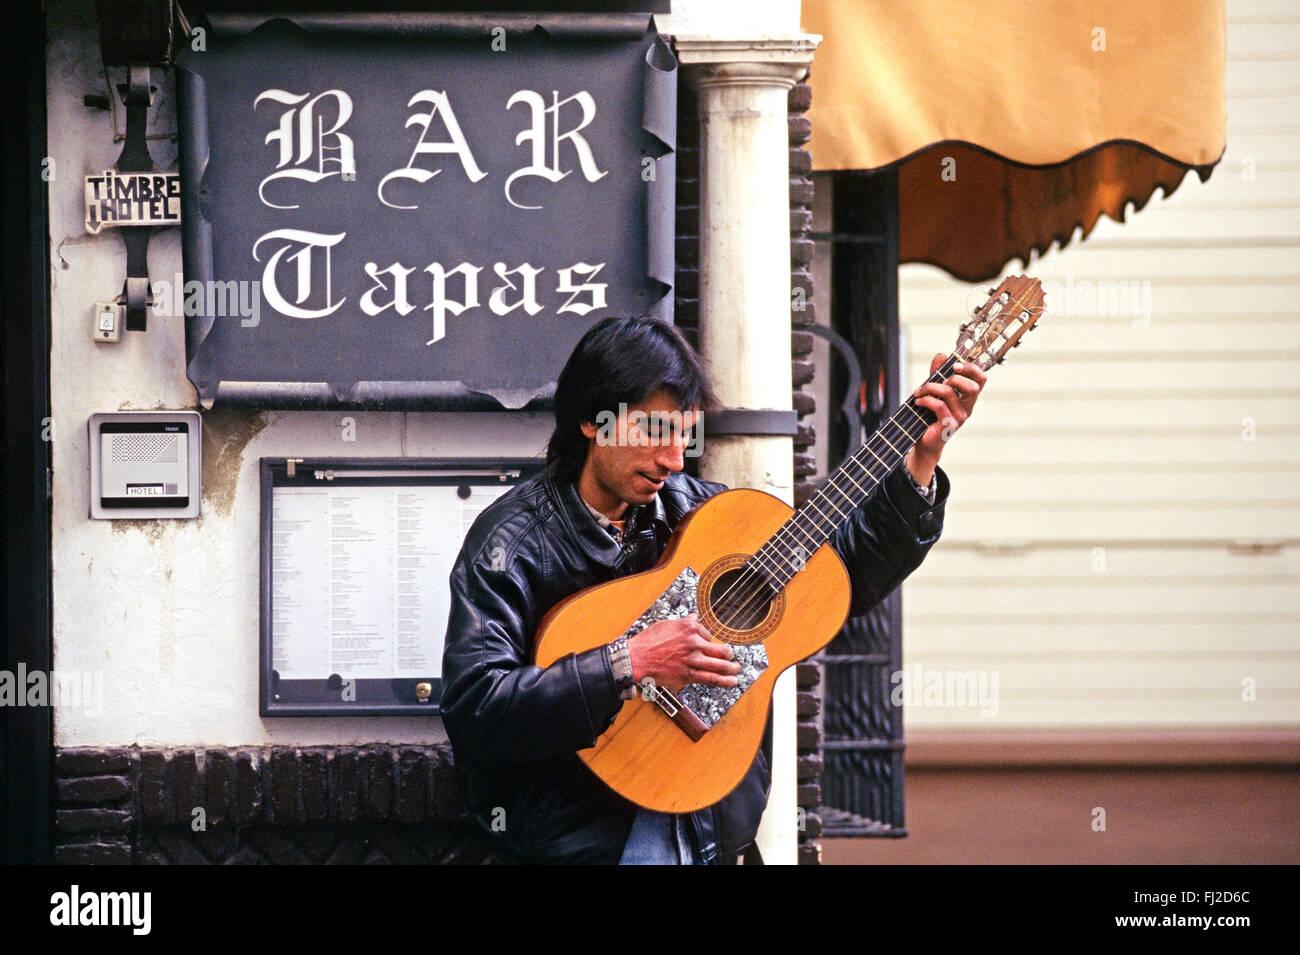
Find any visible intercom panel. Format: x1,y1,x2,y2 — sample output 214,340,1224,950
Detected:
89,411,202,519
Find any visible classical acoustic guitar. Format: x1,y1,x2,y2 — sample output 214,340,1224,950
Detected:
534,275,1046,812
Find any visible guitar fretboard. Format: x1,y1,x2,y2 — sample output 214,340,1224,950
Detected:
748,353,964,591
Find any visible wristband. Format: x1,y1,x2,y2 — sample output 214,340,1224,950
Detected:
906,467,936,504
607,634,636,699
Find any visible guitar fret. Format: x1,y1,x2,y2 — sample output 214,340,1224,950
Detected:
803,495,839,524
774,516,820,558
836,463,867,494
791,512,825,548
901,404,929,429
859,442,892,474
816,480,857,519
833,469,869,498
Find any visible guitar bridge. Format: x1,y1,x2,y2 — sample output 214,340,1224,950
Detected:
640,681,708,742
643,680,679,717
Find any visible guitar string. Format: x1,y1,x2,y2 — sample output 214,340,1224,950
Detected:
709,380,946,630
705,359,961,630
712,280,1042,627
732,278,1043,603
710,282,1041,629
706,285,1041,632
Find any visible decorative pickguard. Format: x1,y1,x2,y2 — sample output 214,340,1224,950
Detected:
620,566,769,731
678,644,768,729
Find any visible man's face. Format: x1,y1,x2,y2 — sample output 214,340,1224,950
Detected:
578,388,701,509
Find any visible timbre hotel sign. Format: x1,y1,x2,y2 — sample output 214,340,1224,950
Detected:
174,16,677,407
84,170,182,234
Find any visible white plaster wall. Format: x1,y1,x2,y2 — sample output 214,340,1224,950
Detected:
47,0,553,747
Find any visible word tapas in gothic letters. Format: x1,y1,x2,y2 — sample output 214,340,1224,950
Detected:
251,229,608,344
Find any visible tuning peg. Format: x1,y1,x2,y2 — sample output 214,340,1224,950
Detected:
987,287,997,296
972,306,981,315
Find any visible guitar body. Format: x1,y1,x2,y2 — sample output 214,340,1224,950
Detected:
533,487,852,813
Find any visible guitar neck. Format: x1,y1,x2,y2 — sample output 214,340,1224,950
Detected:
752,352,964,589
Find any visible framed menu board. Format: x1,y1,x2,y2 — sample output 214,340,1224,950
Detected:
259,456,542,715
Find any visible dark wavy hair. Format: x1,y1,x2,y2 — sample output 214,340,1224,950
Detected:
545,316,719,484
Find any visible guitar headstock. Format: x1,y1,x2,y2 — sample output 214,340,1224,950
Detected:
955,274,1045,371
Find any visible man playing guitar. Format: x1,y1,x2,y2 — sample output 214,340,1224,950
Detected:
440,314,984,864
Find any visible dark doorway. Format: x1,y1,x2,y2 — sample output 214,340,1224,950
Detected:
815,169,907,836
2,0,54,864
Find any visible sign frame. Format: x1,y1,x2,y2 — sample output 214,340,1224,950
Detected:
259,455,543,716
175,14,678,411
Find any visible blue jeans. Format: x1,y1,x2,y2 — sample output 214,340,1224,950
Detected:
618,808,705,865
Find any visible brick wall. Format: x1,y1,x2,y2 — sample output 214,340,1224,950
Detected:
54,746,496,864
789,79,823,867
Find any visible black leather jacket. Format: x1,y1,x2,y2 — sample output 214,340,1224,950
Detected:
440,461,948,864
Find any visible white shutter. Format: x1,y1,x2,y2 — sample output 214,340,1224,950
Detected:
898,0,1300,727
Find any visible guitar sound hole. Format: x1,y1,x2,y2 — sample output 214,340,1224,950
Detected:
708,567,775,632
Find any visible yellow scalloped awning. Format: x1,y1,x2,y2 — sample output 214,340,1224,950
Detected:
805,0,1227,281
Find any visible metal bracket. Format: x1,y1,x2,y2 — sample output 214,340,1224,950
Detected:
94,0,176,67
808,323,866,457
116,65,156,332
706,409,799,437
